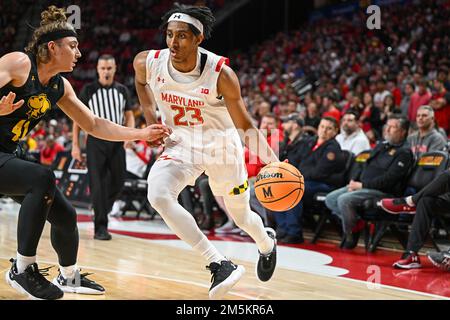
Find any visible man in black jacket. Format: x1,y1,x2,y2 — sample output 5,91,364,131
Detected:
325,114,414,248
274,116,345,243
278,113,307,164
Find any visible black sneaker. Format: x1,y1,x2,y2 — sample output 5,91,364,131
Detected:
427,250,450,271
341,232,360,250
256,228,277,282
206,260,245,300
53,269,105,294
94,229,112,240
5,258,63,300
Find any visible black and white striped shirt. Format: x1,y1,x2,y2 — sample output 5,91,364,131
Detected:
79,81,132,125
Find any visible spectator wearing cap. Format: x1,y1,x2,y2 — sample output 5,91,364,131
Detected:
408,105,447,158
336,111,371,155
278,113,307,164
273,117,345,244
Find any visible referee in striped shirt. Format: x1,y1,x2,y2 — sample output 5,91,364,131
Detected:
71,54,134,240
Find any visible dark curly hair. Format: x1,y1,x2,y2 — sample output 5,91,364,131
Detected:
160,4,215,40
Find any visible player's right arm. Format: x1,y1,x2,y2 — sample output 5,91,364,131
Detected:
0,52,30,115
133,51,158,125
58,77,171,143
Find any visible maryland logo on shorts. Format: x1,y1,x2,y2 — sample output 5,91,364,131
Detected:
26,94,51,119
229,180,249,195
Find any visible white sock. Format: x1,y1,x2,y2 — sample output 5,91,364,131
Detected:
257,237,275,256
59,264,78,279
406,196,415,207
193,238,225,264
16,252,36,274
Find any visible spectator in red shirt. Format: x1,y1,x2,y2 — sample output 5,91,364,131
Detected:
408,80,432,123
245,113,283,178
430,80,449,135
40,135,65,167
322,94,341,124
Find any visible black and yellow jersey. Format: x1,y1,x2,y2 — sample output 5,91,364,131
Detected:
0,53,65,153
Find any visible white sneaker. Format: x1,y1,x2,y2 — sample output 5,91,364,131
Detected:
109,200,125,217
215,220,236,234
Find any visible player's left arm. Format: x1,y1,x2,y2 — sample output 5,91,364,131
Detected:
218,65,279,164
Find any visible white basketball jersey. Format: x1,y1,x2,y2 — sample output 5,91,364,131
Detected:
146,47,243,164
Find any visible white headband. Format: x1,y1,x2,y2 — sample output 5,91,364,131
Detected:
167,13,204,35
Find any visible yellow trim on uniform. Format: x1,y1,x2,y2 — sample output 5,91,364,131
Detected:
229,180,249,195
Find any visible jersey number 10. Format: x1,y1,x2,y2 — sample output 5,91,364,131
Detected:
171,105,204,126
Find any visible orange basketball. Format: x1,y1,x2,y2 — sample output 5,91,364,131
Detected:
254,162,304,212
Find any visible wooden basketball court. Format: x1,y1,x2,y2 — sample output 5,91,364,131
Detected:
0,205,443,300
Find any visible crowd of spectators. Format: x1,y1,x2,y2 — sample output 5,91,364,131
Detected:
0,0,35,57
10,0,450,250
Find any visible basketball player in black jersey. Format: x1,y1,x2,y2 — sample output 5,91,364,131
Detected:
0,6,170,300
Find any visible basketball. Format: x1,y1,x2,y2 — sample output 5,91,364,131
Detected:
254,162,304,212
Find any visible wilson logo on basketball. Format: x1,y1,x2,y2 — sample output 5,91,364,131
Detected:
256,172,283,182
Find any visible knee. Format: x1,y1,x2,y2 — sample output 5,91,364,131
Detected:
33,167,56,195
324,194,335,210
416,196,433,211
147,184,173,211
336,193,353,210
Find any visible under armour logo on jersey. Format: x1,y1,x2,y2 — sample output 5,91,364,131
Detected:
157,76,165,83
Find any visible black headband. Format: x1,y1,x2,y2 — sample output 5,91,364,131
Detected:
37,29,77,46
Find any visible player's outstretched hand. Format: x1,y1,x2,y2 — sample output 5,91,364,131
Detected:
143,124,172,143
0,92,24,116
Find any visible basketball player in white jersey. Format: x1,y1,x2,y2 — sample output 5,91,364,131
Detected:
133,4,279,299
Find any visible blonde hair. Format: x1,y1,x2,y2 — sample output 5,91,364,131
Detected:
25,6,76,64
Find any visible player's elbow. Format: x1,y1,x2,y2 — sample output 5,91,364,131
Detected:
80,116,97,135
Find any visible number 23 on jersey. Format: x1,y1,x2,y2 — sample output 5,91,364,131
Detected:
171,105,204,126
